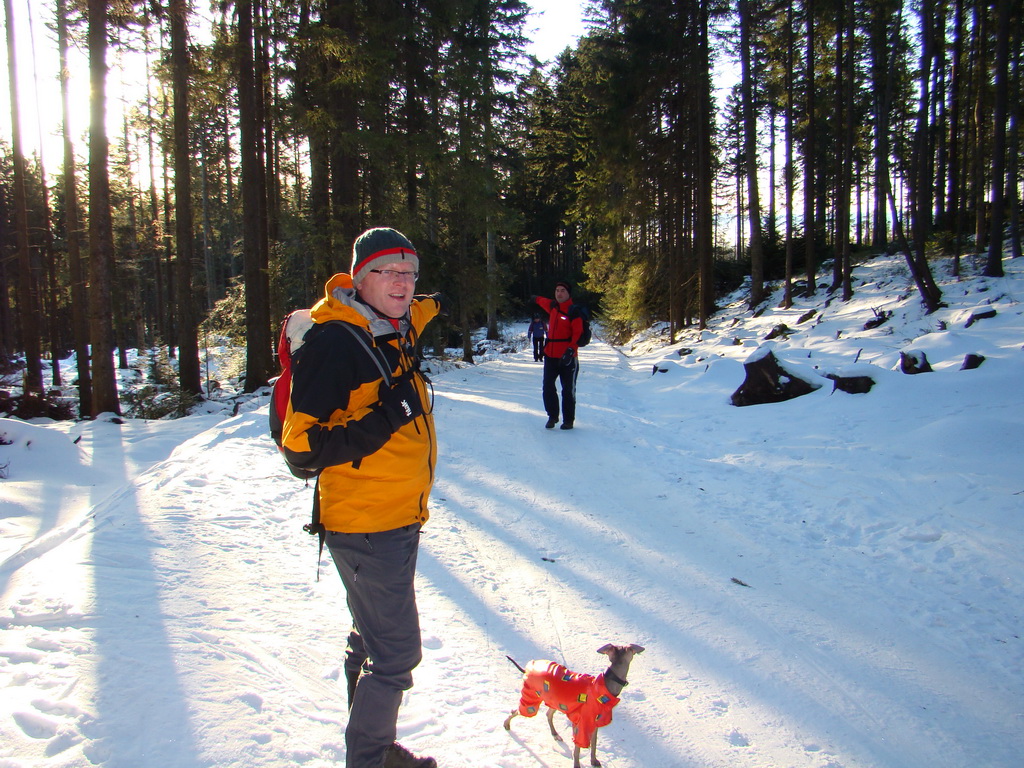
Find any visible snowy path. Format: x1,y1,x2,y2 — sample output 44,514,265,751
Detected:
2,318,1023,767
419,341,1023,768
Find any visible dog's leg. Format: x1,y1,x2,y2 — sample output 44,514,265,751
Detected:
502,710,518,731
589,730,600,766
545,707,564,742
572,744,582,768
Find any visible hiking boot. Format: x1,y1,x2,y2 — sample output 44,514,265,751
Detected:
381,742,437,768
560,422,574,430
545,418,557,429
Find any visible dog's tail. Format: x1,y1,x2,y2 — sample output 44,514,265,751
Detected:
505,655,526,674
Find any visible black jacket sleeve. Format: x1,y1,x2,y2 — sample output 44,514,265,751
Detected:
282,323,411,472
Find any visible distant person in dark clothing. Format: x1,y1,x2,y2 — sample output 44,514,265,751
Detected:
527,315,547,361
533,281,583,430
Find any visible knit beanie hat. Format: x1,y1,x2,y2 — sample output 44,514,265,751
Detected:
351,227,419,287
555,280,572,295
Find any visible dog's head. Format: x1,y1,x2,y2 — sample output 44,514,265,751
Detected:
597,643,645,661
597,644,644,695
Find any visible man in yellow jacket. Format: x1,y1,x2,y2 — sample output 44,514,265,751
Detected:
281,227,441,768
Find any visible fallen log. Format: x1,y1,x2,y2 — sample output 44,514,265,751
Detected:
965,308,997,328
827,374,875,394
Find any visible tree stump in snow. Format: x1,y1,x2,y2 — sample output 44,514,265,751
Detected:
899,350,933,374
961,353,986,370
731,350,818,406
764,324,791,340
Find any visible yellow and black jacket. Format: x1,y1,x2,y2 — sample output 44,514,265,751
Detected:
280,273,441,534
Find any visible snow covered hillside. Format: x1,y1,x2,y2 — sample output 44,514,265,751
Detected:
2,252,1022,768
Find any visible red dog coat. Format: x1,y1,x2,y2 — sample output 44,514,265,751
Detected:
516,660,621,748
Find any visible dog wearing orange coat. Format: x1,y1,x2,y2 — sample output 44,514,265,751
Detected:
503,644,645,768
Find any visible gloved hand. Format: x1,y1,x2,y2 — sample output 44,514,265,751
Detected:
560,348,576,369
380,375,424,429
417,292,449,316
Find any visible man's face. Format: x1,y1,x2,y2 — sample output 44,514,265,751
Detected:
357,263,419,318
554,284,570,303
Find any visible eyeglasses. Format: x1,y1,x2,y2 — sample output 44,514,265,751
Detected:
370,268,419,282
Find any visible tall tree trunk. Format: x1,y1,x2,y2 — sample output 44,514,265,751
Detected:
803,0,817,295
26,6,61,387
767,106,776,234
308,132,332,286
57,0,91,416
142,30,168,346
258,2,279,246
740,0,765,309
912,0,935,256
485,77,498,341
294,0,332,288
832,19,844,290
3,0,43,394
983,0,1011,276
869,0,900,249
87,0,121,415
120,118,145,350
932,0,948,229
839,0,855,301
171,0,202,395
238,0,273,391
971,3,988,251
1008,13,1022,260
115,114,133,370
0,250,10,363
486,223,498,340
201,157,214,309
162,127,177,357
782,0,795,309
908,0,943,310
696,0,715,327
326,0,361,251
948,0,965,275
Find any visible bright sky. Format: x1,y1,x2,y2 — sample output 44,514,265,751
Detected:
524,0,590,63
0,1,129,180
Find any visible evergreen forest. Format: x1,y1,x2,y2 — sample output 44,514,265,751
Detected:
0,0,1020,418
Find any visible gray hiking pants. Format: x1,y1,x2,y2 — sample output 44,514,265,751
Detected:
327,525,423,768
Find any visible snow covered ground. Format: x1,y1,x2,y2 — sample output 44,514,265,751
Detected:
2,252,1022,768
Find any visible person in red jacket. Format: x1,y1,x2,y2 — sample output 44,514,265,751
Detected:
534,281,584,430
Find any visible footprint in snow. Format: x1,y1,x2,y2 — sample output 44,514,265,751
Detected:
238,692,264,712
727,729,750,747
13,708,59,739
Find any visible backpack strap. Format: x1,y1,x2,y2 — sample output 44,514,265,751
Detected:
331,320,394,387
302,476,327,581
